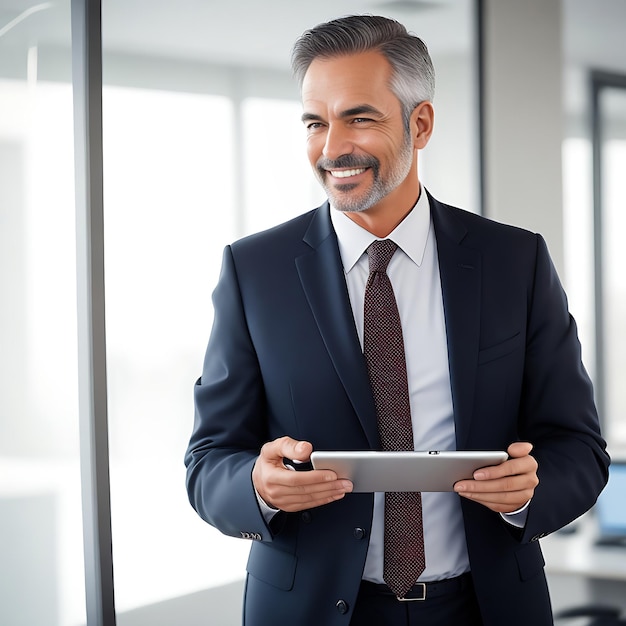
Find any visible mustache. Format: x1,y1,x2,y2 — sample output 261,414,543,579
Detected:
316,154,379,172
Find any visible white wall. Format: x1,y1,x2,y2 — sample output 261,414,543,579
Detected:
483,0,564,273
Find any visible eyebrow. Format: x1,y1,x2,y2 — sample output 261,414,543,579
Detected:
301,104,384,123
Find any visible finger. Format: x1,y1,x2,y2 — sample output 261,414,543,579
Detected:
265,479,353,512
276,490,348,512
278,466,347,488
507,441,533,458
457,490,533,514
280,479,353,501
456,483,534,507
454,473,536,515
260,436,313,464
455,473,537,494
472,451,537,481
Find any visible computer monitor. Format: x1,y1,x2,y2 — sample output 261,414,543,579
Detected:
595,459,626,547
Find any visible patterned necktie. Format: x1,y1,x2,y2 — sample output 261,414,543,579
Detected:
363,239,426,599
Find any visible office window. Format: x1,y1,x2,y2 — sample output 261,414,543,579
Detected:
599,86,626,448
102,85,252,614
564,78,626,453
241,96,324,235
0,2,87,622
562,137,595,379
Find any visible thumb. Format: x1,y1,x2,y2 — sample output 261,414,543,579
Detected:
507,441,533,458
261,436,313,463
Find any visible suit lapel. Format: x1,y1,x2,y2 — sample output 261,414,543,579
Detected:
295,204,380,448
430,194,482,449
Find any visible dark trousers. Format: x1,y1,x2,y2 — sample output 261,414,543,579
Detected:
350,575,483,626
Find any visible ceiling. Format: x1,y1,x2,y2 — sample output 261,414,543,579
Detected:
100,0,474,69
0,1,471,69
1,0,626,94
1,0,626,72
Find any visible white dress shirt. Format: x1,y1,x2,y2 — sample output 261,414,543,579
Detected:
330,190,470,583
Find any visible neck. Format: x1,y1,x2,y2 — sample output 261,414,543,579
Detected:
345,183,421,238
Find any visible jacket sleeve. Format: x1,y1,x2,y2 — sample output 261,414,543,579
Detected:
184,245,274,542
518,234,610,542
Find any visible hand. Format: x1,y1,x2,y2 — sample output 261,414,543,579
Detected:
252,436,353,512
453,442,539,514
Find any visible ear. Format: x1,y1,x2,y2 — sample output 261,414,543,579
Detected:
410,101,435,150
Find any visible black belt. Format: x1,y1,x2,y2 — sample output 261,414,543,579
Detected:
360,573,473,602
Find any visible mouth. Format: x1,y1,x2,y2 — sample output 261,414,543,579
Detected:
328,167,368,179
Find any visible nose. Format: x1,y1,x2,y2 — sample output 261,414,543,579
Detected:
322,122,353,160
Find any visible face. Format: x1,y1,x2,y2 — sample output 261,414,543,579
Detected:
301,51,418,214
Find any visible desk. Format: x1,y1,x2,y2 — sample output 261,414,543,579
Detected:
542,515,626,614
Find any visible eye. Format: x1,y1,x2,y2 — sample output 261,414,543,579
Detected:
305,121,325,132
352,117,373,125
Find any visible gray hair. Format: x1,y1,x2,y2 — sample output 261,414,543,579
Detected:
291,15,435,128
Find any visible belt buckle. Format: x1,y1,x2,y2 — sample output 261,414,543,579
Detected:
397,583,426,602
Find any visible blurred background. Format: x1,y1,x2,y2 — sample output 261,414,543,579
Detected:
1,1,625,624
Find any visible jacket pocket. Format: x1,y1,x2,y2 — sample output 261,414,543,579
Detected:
246,540,297,591
478,332,523,365
515,541,545,581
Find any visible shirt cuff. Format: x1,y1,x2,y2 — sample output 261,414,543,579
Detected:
500,499,531,528
255,488,280,524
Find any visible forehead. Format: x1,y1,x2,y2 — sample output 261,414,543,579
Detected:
301,50,398,112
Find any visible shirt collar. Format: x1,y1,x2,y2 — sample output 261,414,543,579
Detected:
329,188,431,273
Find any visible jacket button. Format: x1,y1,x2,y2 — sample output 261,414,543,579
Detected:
353,527,366,540
301,511,312,524
336,599,349,614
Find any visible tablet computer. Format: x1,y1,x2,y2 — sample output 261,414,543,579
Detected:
310,450,508,492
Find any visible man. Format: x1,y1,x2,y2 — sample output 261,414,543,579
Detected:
185,15,609,626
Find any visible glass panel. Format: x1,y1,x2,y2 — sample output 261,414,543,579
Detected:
241,96,325,235
101,85,247,615
562,137,595,379
0,1,86,625
601,87,626,450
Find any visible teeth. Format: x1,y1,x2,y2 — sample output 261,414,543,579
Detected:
330,168,366,178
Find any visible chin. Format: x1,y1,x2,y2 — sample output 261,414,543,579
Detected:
328,193,366,213
327,187,375,213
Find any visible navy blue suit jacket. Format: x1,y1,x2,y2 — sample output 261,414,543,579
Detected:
185,193,609,625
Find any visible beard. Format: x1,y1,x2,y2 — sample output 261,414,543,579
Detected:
315,135,414,213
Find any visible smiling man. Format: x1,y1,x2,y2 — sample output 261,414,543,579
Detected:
185,15,609,626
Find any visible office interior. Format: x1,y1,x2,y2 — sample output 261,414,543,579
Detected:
1,0,625,624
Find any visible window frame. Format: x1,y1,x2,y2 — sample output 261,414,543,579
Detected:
590,69,626,431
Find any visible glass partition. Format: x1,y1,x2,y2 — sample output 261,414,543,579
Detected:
0,1,86,625
102,83,249,615
599,84,626,449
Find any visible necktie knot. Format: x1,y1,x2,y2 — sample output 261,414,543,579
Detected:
367,239,398,274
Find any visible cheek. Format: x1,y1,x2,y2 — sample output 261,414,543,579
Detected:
306,138,322,167
355,133,396,160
